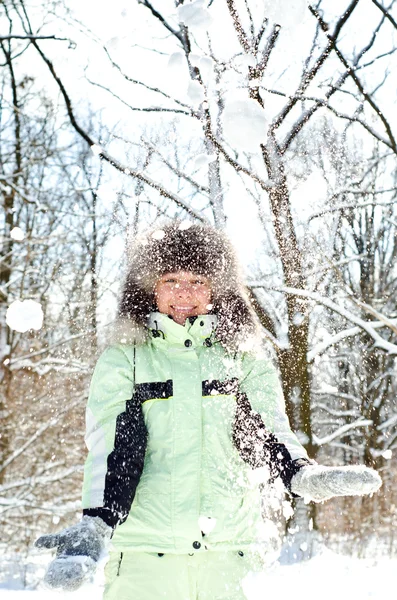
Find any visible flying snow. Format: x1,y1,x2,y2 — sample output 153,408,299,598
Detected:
188,54,214,82
232,54,256,72
151,229,165,240
264,0,307,28
194,154,216,168
6,299,44,333
167,52,185,71
178,220,193,231
10,227,25,241
177,0,213,31
222,97,267,152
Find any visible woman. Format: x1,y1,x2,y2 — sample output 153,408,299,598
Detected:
36,221,381,599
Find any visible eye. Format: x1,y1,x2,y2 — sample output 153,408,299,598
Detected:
192,279,205,285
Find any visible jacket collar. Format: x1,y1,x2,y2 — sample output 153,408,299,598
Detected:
147,311,217,348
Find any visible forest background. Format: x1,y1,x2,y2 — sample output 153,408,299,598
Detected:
1,0,397,581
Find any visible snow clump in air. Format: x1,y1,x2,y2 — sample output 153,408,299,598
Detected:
222,96,267,152
178,220,193,231
10,227,25,241
187,80,205,108
152,229,165,240
178,0,213,31
264,0,307,28
194,154,216,169
189,54,214,82
167,52,185,71
6,299,44,332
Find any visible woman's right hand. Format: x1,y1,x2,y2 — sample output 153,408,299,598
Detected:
35,515,112,591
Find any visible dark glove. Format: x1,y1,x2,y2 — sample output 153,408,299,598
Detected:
35,515,112,591
290,464,382,503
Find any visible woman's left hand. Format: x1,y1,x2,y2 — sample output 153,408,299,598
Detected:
290,464,382,503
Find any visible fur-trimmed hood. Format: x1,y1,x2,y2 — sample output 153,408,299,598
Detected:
113,220,261,352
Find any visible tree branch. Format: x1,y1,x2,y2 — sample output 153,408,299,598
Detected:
271,0,360,132
371,0,397,29
0,34,69,41
226,0,252,53
25,41,204,220
310,4,397,153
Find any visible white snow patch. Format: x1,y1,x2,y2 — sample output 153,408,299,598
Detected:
194,153,214,168
292,312,305,326
300,542,308,552
151,229,165,240
167,51,185,71
189,53,202,67
177,0,213,31
90,144,102,156
264,0,307,28
282,500,294,520
187,80,205,107
10,227,25,241
2,547,397,598
222,96,267,152
178,220,193,231
6,300,44,332
232,54,256,71
194,153,216,168
318,383,338,394
198,56,214,83
247,466,271,485
382,449,392,460
198,515,217,534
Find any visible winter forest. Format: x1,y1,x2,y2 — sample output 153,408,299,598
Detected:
1,0,397,595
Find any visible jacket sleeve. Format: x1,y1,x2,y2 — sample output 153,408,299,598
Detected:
82,345,147,528
234,353,314,493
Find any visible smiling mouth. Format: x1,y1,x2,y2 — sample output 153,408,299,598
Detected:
171,305,196,311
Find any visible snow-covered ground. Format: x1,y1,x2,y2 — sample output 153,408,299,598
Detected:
1,546,395,600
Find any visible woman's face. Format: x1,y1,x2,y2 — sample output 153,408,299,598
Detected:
154,270,212,325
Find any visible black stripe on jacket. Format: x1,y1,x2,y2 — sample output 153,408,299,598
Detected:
84,378,311,528
203,378,311,492
83,380,174,529
202,378,239,396
232,391,313,493
134,380,173,403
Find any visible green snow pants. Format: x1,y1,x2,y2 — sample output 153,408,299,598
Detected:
103,549,264,600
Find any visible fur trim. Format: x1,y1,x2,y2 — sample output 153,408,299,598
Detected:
116,220,262,352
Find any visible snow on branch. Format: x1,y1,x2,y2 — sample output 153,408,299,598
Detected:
283,286,397,354
0,465,83,495
313,419,373,446
308,319,397,362
26,39,205,222
0,35,69,41
0,497,81,514
308,195,397,221
250,283,397,357
0,400,81,475
310,3,397,153
371,0,397,29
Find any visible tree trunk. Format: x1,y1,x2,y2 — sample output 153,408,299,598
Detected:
266,169,315,458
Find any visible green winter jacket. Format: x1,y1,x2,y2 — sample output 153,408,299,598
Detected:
82,312,309,554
